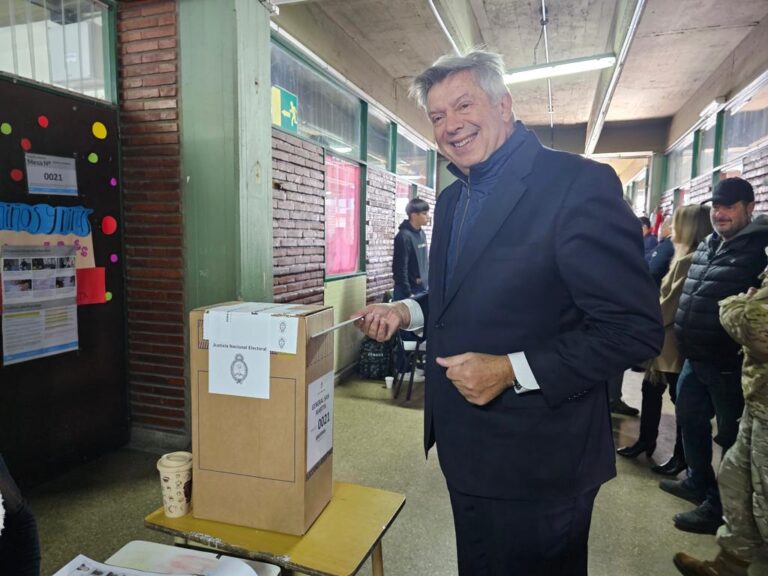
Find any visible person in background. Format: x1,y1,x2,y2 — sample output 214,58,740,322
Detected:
353,50,662,575
393,197,430,301
661,177,768,535
617,205,712,478
0,454,41,576
674,255,768,576
392,197,430,375
641,215,659,262
649,214,675,286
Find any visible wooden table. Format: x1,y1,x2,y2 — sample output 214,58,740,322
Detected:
144,482,406,576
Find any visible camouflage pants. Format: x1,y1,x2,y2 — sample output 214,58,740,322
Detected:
716,408,768,575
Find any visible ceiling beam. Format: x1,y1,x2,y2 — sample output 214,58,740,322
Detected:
431,0,486,55
584,0,647,155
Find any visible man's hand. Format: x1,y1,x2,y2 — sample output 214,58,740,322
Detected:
436,353,515,405
352,302,411,342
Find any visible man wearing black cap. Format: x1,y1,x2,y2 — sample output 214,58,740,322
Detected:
661,177,768,536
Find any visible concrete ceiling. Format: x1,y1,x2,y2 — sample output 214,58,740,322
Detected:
275,0,768,156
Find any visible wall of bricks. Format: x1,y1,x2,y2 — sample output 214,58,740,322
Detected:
272,129,326,304
685,174,713,206
117,1,185,435
742,144,768,214
365,168,397,303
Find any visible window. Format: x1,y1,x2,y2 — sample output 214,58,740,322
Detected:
325,156,361,276
367,109,390,170
666,134,694,189
396,130,429,187
271,43,361,158
0,0,113,101
698,118,717,176
723,83,768,164
632,171,647,215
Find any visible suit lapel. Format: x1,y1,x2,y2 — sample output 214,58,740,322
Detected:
438,132,541,319
430,182,461,315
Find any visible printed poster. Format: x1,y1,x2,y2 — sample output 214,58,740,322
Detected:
1,244,78,365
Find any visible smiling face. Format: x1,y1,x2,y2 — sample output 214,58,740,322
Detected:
710,201,754,240
426,70,514,175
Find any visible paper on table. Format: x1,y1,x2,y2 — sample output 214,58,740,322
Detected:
210,556,259,576
52,553,259,576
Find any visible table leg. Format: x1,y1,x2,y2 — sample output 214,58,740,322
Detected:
371,542,384,576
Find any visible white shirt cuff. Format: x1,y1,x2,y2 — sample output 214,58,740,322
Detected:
401,299,424,332
508,352,540,393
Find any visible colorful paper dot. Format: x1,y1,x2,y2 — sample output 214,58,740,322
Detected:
87,152,99,163
20,138,31,151
110,177,117,187
10,169,23,182
92,121,107,139
37,115,49,128
105,291,113,302
110,254,119,263
102,215,118,235
0,123,11,135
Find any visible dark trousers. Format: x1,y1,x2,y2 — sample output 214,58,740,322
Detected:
0,455,41,576
675,359,745,511
639,372,683,458
607,372,623,403
448,486,599,576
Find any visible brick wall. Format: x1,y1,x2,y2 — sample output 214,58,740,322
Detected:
272,129,326,304
365,167,397,303
659,189,674,215
118,1,185,434
743,144,768,214
686,174,712,206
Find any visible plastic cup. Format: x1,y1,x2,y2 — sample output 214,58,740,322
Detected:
157,451,193,518
385,376,394,389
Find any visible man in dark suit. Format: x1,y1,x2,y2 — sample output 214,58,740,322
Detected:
355,51,662,575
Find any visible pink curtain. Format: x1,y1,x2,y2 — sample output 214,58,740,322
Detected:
325,156,360,276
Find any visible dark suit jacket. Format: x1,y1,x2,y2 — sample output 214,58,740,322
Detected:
420,127,663,500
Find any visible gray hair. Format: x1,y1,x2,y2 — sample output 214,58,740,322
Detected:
409,50,510,110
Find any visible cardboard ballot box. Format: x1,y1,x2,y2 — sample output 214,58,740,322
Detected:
189,302,335,535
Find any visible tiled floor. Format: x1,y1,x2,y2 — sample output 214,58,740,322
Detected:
28,370,719,575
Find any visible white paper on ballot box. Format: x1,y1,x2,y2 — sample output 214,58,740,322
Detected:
203,304,299,399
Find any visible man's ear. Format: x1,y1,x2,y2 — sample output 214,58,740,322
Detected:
499,93,514,121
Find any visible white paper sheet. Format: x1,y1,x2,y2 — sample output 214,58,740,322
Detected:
52,553,259,576
205,308,271,399
306,370,334,474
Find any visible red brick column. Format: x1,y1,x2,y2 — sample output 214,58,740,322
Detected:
271,130,326,304
118,1,185,434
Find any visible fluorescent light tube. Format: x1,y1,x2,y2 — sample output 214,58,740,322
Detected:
504,54,616,85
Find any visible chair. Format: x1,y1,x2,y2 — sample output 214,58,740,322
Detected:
393,334,426,400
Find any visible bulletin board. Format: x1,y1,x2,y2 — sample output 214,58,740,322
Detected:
0,77,128,486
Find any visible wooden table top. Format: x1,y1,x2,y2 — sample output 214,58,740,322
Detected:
145,481,406,576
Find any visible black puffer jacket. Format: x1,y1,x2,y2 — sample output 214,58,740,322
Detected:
675,214,768,369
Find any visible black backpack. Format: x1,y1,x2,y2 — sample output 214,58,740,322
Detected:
357,337,393,379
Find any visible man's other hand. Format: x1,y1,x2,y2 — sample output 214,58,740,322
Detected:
352,302,410,342
436,353,515,405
